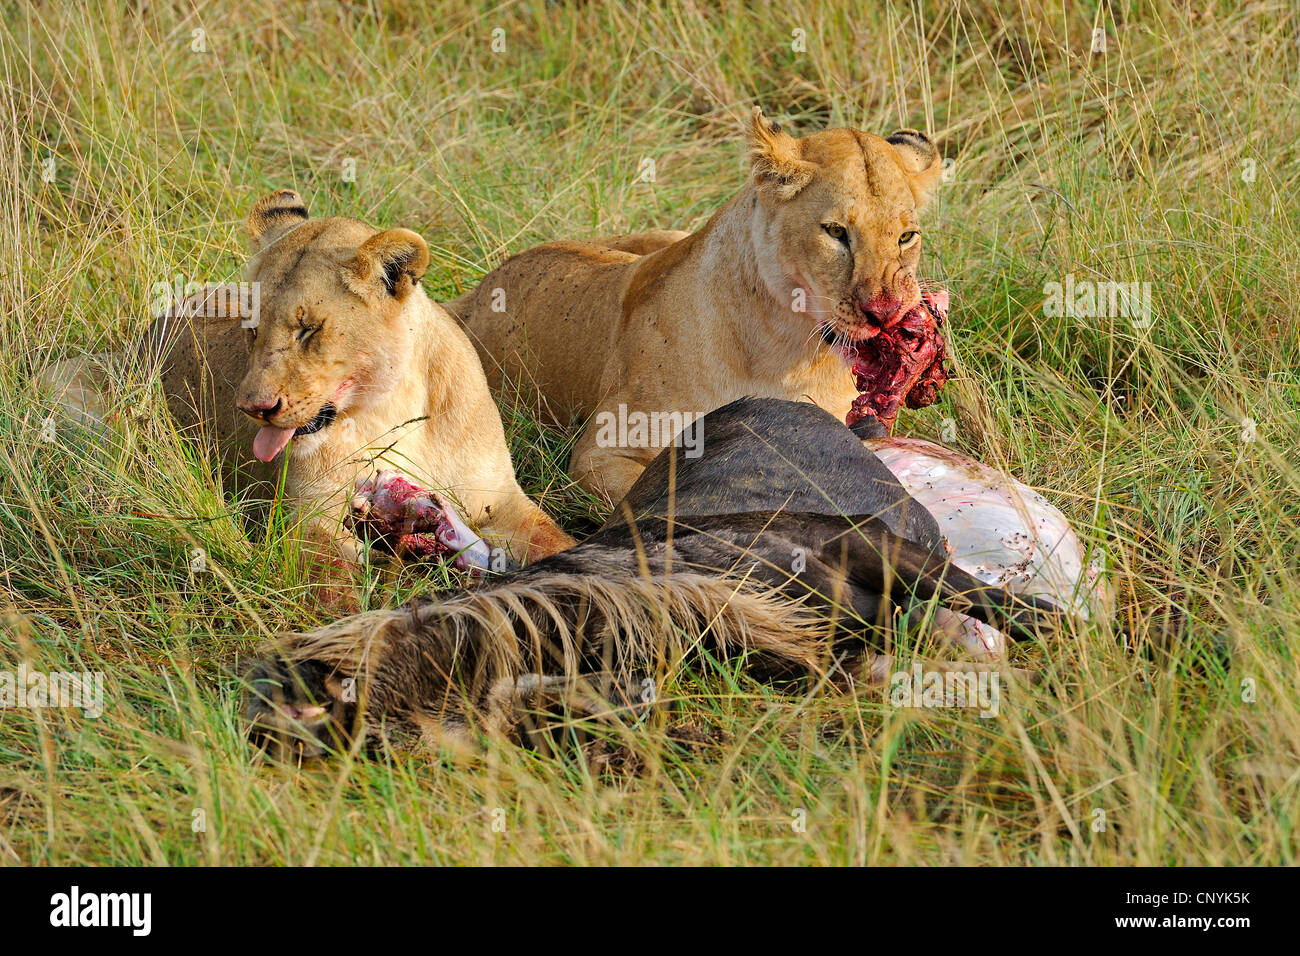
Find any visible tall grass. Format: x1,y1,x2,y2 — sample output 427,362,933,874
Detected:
0,0,1296,865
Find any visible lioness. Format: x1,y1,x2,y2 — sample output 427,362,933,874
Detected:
449,107,944,503
48,190,574,585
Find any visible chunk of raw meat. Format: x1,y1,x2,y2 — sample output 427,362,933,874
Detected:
845,290,950,432
347,470,493,572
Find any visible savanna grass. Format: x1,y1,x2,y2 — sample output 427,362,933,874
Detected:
0,0,1296,865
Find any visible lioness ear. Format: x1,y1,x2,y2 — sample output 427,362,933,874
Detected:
750,107,816,201
246,189,309,249
342,228,430,302
886,129,943,210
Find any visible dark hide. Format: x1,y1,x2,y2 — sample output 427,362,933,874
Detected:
614,397,944,549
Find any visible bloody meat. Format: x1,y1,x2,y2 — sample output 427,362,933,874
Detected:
844,289,950,431
347,473,459,561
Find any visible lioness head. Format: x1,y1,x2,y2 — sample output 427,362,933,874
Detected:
236,189,431,462
747,107,943,350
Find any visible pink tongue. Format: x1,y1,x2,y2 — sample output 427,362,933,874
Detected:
253,425,296,462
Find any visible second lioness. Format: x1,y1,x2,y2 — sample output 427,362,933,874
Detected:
151,189,574,577
450,108,944,502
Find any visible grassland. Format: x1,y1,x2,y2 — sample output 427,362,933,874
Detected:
1,0,1297,865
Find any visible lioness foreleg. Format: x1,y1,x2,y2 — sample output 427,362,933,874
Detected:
570,426,653,505
478,496,576,565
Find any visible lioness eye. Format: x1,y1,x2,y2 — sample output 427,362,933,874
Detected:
822,223,848,242
899,230,920,246
295,324,320,344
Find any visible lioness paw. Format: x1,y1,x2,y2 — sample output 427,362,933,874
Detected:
348,470,493,572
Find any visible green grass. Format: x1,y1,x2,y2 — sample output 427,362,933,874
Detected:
2,0,1298,865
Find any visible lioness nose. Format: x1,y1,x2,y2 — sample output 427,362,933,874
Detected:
856,294,904,325
239,397,283,421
